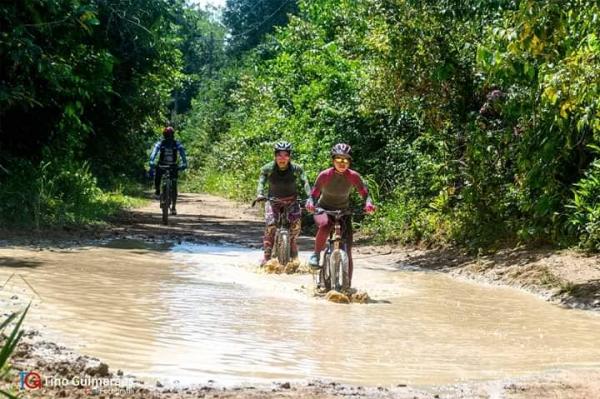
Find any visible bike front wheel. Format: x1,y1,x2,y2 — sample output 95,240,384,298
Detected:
339,250,350,291
330,249,350,292
320,253,332,291
275,230,290,265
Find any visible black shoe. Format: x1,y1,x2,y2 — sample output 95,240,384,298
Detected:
170,208,177,215
308,252,320,269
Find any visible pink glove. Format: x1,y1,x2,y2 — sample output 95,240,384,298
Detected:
305,198,315,213
364,202,376,214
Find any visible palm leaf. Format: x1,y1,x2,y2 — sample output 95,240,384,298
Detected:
0,388,19,399
0,314,17,333
0,304,30,370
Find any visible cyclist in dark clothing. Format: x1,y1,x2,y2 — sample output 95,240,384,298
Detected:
149,126,188,215
255,141,312,266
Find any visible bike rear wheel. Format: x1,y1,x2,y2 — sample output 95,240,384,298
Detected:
161,179,171,225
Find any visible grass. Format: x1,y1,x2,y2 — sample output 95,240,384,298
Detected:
0,305,29,399
180,169,254,202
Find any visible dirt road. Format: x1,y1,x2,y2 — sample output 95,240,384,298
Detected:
2,193,600,398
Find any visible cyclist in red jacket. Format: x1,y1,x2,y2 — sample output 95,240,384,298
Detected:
306,143,375,285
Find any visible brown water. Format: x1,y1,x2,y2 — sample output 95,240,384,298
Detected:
2,239,600,387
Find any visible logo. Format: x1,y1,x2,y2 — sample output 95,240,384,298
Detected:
18,371,43,389
17,371,135,394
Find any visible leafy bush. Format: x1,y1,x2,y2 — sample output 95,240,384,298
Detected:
568,155,600,250
0,158,144,228
180,0,600,251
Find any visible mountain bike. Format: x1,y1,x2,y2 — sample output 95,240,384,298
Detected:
253,197,300,266
314,208,353,293
158,165,177,225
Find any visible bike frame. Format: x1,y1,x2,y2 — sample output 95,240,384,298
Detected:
317,209,352,257
315,208,353,292
332,216,344,251
158,165,177,224
254,197,301,265
272,199,292,229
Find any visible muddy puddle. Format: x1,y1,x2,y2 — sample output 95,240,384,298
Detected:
2,239,600,387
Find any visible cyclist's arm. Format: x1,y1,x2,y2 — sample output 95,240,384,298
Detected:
149,141,161,168
256,164,270,197
349,170,373,204
309,168,332,204
309,173,323,202
177,142,188,169
295,164,312,198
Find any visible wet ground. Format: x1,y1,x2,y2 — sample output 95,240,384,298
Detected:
2,239,600,391
2,193,600,398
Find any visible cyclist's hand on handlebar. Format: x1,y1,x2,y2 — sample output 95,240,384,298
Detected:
252,195,266,207
178,165,187,171
305,198,315,213
364,202,376,214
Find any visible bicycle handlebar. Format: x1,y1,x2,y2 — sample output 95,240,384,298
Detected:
314,207,355,218
252,196,304,208
156,165,178,171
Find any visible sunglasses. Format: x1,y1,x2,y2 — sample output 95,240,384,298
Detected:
333,157,350,164
276,152,290,158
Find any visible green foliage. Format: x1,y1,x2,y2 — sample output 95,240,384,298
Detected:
170,4,227,115
223,0,299,55
568,152,600,250
183,0,600,251
0,0,221,228
0,158,146,228
0,305,29,399
474,0,599,245
3,0,598,251
363,189,453,245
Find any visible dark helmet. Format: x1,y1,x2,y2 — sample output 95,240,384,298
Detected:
274,141,293,154
163,126,175,138
486,89,504,102
331,143,352,159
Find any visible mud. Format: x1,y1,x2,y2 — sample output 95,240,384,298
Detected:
353,244,600,312
4,334,600,398
2,334,426,398
258,258,309,274
314,288,371,304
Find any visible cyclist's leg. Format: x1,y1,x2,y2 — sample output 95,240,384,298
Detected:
262,201,278,264
154,168,163,196
171,169,178,211
314,212,333,252
288,201,301,258
341,215,354,283
310,213,332,265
